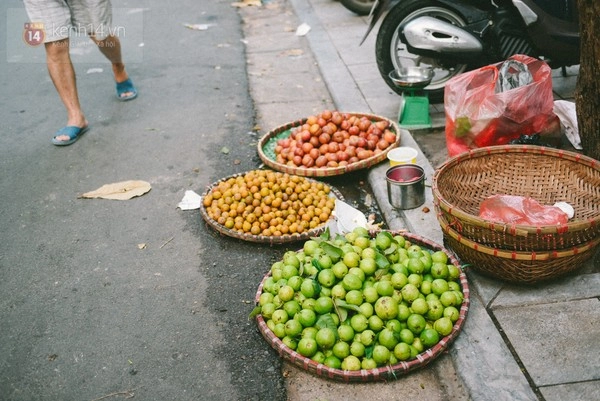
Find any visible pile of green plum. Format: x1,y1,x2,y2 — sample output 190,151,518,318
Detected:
254,227,465,371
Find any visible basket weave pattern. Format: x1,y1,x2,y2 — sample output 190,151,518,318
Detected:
438,210,600,283
432,146,600,251
432,145,600,283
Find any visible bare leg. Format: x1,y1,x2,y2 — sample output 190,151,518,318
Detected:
92,34,135,98
45,38,88,141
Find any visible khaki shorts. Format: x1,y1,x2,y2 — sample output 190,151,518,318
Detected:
23,0,113,43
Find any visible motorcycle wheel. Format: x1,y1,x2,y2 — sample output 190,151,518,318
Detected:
375,0,470,103
340,0,376,16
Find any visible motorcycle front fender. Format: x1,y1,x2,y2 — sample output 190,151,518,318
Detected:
402,16,483,54
361,0,490,45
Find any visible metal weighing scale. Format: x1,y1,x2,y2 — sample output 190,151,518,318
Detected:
389,67,434,129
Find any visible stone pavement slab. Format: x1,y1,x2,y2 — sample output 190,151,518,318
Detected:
541,381,600,401
494,298,600,387
493,273,600,308
450,294,538,401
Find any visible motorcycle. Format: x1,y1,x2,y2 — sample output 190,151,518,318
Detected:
362,0,580,103
340,0,376,16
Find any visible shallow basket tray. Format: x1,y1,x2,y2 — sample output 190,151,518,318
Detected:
200,171,344,244
438,211,600,283
432,145,600,251
258,112,400,177
254,231,470,382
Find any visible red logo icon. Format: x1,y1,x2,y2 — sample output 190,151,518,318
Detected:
23,22,45,46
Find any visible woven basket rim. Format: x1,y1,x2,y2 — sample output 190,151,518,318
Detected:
199,170,344,244
432,145,600,234
254,231,470,382
438,211,600,260
442,232,595,283
257,112,400,177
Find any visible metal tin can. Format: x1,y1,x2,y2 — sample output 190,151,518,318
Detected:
386,164,425,209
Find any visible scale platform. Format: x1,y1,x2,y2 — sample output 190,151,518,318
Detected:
398,95,431,129
389,67,434,129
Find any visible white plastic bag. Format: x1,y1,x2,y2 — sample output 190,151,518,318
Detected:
553,100,582,150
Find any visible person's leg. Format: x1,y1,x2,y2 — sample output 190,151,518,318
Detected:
92,34,135,99
45,39,88,142
68,0,136,99
24,0,88,143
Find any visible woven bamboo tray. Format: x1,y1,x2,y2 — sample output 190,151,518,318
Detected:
254,231,470,382
258,112,400,177
432,145,600,251
438,211,600,283
200,171,344,244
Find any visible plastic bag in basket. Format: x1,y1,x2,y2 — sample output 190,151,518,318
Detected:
444,55,561,157
479,195,568,226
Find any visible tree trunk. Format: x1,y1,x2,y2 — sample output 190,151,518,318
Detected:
575,0,600,160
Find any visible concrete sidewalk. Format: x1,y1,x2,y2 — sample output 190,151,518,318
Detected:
242,1,600,400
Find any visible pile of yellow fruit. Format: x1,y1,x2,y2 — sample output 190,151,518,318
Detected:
203,169,336,236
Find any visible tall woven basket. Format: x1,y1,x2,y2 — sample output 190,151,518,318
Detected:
432,145,600,283
432,146,600,252
437,210,600,283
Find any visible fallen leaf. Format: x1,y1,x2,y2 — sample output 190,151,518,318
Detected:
221,146,230,154
80,180,151,200
280,48,304,57
231,0,262,7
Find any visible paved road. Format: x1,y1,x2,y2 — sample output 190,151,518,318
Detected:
0,1,288,400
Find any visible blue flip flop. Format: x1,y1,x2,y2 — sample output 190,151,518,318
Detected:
116,78,138,101
51,125,89,146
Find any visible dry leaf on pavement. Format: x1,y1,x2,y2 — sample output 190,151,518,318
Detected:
231,0,262,7
80,180,152,200
280,48,304,57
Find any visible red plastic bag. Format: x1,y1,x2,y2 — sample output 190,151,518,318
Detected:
479,195,568,225
444,55,561,157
